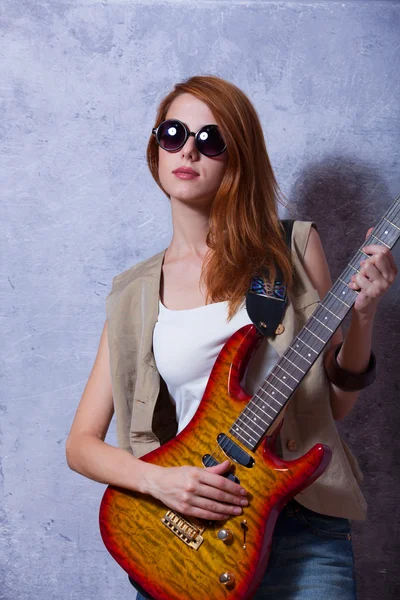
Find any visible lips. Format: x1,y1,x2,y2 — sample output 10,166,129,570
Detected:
172,166,199,175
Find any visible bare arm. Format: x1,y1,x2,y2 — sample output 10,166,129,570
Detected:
65,320,156,492
303,227,397,421
66,321,248,519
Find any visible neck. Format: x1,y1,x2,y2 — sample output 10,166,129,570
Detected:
167,195,211,259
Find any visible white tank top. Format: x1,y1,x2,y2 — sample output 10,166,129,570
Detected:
153,300,279,433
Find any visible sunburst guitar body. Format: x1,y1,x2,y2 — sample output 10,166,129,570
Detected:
99,324,332,600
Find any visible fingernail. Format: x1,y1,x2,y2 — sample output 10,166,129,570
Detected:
240,499,249,506
234,507,242,514
240,488,247,495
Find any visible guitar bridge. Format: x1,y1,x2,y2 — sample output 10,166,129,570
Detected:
161,510,205,550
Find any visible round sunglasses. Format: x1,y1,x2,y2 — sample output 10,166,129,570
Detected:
152,119,226,157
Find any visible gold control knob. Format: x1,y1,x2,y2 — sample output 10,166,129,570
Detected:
217,529,234,543
219,572,235,588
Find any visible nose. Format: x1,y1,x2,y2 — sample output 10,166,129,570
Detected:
181,132,199,160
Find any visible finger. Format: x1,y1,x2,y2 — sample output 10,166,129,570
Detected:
204,461,247,495
195,483,249,507
360,256,394,283
359,260,384,282
181,504,238,521
190,495,244,517
362,245,398,272
206,459,231,475
372,251,398,279
362,246,398,281
365,227,374,239
350,272,385,297
201,470,247,496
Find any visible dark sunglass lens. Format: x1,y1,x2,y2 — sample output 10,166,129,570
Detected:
197,125,226,156
157,120,186,151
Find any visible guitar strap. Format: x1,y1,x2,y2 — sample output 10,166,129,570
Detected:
245,219,293,337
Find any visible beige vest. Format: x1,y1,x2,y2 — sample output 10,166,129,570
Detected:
106,221,367,521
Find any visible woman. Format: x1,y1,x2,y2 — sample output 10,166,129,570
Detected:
66,75,397,599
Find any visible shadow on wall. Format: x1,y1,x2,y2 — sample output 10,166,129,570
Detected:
287,154,393,282
287,153,399,422
288,155,400,599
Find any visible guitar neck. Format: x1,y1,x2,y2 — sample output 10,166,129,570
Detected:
230,195,400,451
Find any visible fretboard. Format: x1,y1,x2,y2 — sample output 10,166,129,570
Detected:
230,195,400,451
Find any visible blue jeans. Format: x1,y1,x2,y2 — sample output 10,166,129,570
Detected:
133,499,357,600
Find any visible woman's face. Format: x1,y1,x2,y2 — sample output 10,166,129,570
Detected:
157,93,228,208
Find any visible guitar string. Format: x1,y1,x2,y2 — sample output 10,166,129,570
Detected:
233,201,400,446
203,199,400,457
206,200,400,452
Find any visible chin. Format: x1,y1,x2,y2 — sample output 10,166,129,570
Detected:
173,191,213,208
163,181,214,206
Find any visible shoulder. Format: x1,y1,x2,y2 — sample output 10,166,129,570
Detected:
291,221,318,259
108,249,166,298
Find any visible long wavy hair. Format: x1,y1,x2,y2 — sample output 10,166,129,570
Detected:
146,75,293,319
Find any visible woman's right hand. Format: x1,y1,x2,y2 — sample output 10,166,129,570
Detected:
145,460,249,520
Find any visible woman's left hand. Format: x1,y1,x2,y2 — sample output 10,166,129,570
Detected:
349,228,398,318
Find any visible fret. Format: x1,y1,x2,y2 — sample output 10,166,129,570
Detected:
338,273,351,286
232,428,256,448
281,354,306,374
353,248,370,261
259,400,277,413
306,307,343,341
246,402,273,422
317,303,341,321
235,416,259,439
264,381,286,401
253,399,277,417
303,326,326,345
332,280,358,305
273,364,300,383
254,394,277,418
322,293,349,319
294,335,319,354
375,220,400,246
257,387,284,407
383,216,399,231
329,290,351,308
311,314,334,332
243,406,268,432
290,346,312,364
295,327,319,356
231,195,400,454
346,260,359,272
371,234,390,248
313,305,335,325
340,268,359,287
268,371,294,392
377,225,399,245
385,203,400,228
339,275,359,294
256,389,282,409
345,265,360,274
235,418,258,443
285,349,315,373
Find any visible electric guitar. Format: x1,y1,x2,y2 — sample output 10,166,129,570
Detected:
99,196,399,600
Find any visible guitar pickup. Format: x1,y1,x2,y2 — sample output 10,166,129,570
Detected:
202,454,240,483
217,434,255,468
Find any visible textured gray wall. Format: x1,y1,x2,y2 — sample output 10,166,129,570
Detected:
1,1,399,599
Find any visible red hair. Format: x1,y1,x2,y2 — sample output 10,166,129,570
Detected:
146,75,292,318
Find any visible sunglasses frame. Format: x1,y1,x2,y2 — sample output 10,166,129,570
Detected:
152,119,227,157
